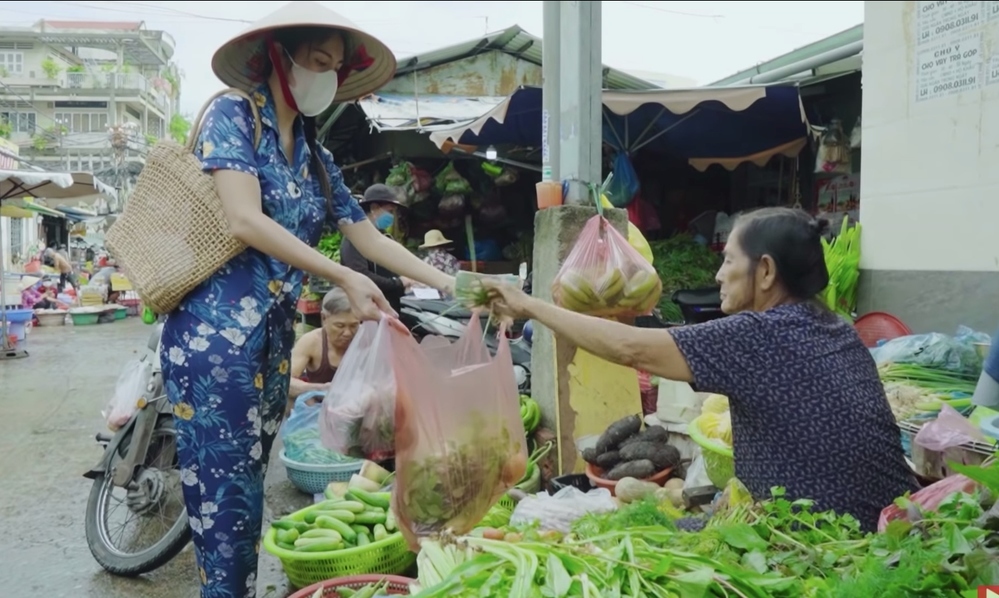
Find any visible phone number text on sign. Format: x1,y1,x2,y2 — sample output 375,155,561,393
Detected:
916,33,983,101
918,0,985,45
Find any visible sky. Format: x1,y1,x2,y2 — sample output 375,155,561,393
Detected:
0,1,865,115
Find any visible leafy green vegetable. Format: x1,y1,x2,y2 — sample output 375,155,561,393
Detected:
317,232,342,262
648,235,721,322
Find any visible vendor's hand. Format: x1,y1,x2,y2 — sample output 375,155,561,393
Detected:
342,272,396,320
399,276,416,290
482,279,534,320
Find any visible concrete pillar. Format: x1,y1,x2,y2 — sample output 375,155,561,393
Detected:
541,1,560,182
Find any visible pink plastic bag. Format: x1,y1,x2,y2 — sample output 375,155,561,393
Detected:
914,404,987,452
877,474,979,532
103,359,152,431
319,318,396,461
390,314,528,550
552,215,662,318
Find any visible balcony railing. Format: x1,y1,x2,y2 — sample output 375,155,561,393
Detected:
62,72,168,112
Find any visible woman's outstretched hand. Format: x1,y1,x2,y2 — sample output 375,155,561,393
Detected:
342,271,397,320
482,279,534,320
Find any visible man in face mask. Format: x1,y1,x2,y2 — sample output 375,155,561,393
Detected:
338,184,414,313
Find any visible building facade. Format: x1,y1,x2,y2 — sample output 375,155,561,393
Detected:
0,20,178,193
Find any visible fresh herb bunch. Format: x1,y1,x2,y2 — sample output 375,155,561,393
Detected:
317,232,343,262
648,235,721,322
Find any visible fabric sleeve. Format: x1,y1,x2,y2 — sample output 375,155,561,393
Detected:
196,94,259,177
340,238,404,294
319,147,366,228
667,312,768,398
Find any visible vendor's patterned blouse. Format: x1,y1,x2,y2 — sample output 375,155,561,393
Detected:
178,85,366,345
670,302,918,531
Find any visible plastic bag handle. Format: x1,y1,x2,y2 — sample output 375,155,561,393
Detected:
294,390,325,410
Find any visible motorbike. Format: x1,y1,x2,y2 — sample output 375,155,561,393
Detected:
634,286,726,329
398,295,533,395
83,320,190,576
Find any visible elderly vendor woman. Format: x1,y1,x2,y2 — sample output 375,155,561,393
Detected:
486,207,918,531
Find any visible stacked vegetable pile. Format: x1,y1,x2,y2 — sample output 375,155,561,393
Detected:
272,489,398,554
820,218,861,321
409,456,999,597
647,235,721,323
435,163,473,219
581,415,681,481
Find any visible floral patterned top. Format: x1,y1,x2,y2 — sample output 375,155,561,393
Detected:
422,249,461,277
177,85,366,347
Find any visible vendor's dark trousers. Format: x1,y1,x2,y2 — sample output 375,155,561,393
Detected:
59,272,78,291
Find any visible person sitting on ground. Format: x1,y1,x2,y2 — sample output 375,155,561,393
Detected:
287,287,360,415
43,248,77,291
21,280,56,310
339,184,415,313
419,229,461,277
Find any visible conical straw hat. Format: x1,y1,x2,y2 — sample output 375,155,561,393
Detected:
211,1,397,102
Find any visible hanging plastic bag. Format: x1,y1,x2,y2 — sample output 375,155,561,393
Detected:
849,117,862,149
814,119,851,174
103,359,152,431
319,318,397,461
877,474,978,532
605,152,640,208
552,215,663,318
390,315,528,549
600,193,654,265
509,486,617,533
284,391,360,465
914,403,987,451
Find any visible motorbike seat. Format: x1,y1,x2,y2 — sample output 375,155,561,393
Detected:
671,287,722,308
400,297,480,320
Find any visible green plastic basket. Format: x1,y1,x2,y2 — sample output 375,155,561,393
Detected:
687,415,735,489
262,506,415,589
70,312,100,326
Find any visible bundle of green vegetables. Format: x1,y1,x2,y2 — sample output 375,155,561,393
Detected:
648,235,721,323
820,218,861,321
410,457,999,597
317,232,343,263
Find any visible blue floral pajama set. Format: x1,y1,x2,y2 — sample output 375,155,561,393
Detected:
160,85,366,598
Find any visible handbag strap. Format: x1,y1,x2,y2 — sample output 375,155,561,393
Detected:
185,87,263,153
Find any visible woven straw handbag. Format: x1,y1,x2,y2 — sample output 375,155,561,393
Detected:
106,88,262,314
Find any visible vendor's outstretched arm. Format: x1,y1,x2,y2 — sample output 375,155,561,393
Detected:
523,297,694,383
288,336,328,401
341,219,454,293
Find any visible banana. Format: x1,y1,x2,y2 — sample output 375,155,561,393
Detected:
558,278,595,310
562,271,600,304
623,270,659,302
556,284,590,312
597,269,626,303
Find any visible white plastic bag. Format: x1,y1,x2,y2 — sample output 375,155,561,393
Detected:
914,404,987,451
282,392,359,465
509,486,617,533
683,452,713,492
104,359,152,431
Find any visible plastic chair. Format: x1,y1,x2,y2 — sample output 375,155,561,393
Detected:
854,311,912,348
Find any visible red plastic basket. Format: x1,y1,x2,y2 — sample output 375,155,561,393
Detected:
288,575,415,598
854,312,912,348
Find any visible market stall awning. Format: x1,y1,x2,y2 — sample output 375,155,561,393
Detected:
21,200,65,219
0,204,33,218
357,94,508,132
0,169,114,201
57,205,100,222
428,85,809,171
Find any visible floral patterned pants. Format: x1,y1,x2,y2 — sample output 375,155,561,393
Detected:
161,309,294,598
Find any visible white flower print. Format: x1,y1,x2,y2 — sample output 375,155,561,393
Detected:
235,307,261,329
287,181,302,198
246,406,259,423
246,572,257,591
283,281,293,293
210,366,229,383
168,346,187,366
263,418,281,436
201,501,219,516
249,441,263,460
180,467,198,486
196,323,214,336
208,354,223,365
220,328,246,346
188,336,210,352
239,297,258,311
202,515,215,531
189,515,203,535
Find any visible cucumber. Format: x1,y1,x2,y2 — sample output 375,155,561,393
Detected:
354,510,387,525
318,509,356,524
275,528,300,544
271,519,309,533
303,511,322,524
334,501,368,514
296,540,344,553
384,509,397,532
356,532,371,546
372,523,388,542
313,499,343,510
315,515,358,542
350,524,370,536
276,541,296,551
348,487,391,510
300,528,342,542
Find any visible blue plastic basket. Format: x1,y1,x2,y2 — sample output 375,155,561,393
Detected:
279,450,363,495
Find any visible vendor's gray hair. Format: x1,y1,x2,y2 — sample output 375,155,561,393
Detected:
322,287,351,315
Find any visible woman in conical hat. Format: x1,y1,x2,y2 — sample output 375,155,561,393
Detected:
159,3,454,595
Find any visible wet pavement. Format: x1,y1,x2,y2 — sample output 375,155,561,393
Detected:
0,317,311,597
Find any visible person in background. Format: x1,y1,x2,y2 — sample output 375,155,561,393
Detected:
43,248,77,291
419,229,460,277
971,329,999,410
287,287,359,415
21,280,56,310
339,183,415,313
484,207,917,531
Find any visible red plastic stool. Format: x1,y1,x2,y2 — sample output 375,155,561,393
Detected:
854,311,912,348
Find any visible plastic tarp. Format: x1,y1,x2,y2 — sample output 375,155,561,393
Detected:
428,85,809,172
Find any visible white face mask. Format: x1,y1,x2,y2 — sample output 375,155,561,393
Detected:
286,54,339,117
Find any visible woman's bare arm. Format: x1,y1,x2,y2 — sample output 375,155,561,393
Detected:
523,297,694,383
340,219,454,292
215,169,358,285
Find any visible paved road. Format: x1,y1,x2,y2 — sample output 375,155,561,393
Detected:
0,317,310,597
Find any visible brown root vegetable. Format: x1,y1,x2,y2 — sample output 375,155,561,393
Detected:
605,459,656,481
595,450,621,469
595,415,642,454
619,425,669,448
581,447,600,465
619,441,681,472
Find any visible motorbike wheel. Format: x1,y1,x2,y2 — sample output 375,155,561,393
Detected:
84,417,191,576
